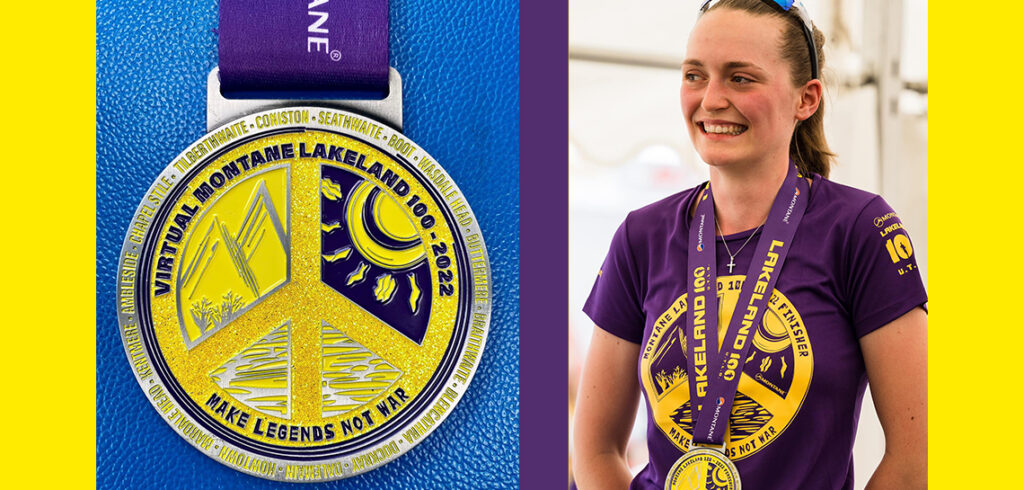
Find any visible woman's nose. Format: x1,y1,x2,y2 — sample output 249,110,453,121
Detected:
701,79,730,112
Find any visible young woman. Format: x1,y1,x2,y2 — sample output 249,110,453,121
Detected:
571,1,927,489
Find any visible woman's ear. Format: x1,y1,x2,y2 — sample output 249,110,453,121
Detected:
796,79,823,121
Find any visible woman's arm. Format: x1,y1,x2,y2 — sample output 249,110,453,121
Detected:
572,327,643,489
860,307,927,490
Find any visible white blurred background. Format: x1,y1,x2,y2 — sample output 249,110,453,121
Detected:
567,1,927,488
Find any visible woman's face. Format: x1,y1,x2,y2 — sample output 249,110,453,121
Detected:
681,8,805,170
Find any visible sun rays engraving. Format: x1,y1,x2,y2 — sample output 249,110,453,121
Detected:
320,167,433,345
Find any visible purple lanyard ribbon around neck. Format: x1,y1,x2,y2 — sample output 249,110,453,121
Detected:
685,163,809,447
218,0,390,99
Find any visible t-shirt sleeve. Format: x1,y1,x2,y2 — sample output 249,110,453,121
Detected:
845,196,928,338
583,218,646,343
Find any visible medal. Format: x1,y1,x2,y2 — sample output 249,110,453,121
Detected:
665,444,740,490
115,1,491,482
668,164,809,489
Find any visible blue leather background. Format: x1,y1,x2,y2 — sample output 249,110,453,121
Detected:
96,1,519,488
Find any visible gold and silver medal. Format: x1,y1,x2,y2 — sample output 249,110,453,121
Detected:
116,71,491,481
665,443,741,490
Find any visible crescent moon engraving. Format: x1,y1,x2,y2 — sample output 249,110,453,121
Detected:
344,180,425,270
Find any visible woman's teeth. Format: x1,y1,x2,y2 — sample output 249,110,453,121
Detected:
703,123,747,135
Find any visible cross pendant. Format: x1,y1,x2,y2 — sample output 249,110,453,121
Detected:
727,256,736,274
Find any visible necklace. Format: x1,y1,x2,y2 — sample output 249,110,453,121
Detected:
715,219,764,274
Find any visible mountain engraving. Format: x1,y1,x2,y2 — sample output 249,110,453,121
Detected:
176,168,290,348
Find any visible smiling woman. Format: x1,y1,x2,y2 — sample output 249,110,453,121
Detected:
571,1,927,489
681,1,831,193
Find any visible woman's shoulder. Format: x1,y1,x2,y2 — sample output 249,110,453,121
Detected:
806,176,912,257
809,175,892,223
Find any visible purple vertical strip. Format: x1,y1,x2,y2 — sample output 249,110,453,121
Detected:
219,0,389,99
686,184,719,425
520,0,568,487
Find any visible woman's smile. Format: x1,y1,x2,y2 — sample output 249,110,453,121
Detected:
698,120,749,136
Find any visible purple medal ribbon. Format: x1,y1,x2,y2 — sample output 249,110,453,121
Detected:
684,186,721,424
686,163,809,447
218,0,389,99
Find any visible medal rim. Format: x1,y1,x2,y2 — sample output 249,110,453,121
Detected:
664,447,741,490
115,106,492,481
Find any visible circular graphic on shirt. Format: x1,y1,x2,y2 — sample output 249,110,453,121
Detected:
640,276,812,461
115,107,491,481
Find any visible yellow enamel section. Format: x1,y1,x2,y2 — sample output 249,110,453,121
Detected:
373,190,418,242
322,247,351,262
373,274,398,303
177,167,290,345
407,273,422,314
320,177,344,200
346,261,369,285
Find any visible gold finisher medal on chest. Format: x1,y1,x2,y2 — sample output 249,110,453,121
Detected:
665,444,741,490
116,98,491,481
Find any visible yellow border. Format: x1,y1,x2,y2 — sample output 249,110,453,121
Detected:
0,3,96,487
930,2,1024,487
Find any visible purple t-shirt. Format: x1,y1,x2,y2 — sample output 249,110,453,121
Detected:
583,175,926,489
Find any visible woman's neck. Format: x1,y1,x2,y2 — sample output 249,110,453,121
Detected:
708,161,789,236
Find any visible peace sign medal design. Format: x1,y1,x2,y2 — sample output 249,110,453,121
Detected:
642,276,812,462
117,107,491,481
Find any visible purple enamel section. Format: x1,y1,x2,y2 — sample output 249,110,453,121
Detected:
320,164,431,344
219,0,389,99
